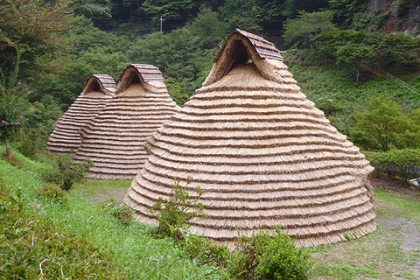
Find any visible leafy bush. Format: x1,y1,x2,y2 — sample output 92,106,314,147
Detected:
150,180,204,240
283,11,335,48
150,180,312,279
349,96,419,151
99,198,134,226
256,229,312,280
14,100,63,158
35,182,66,201
14,127,48,158
43,154,91,190
366,148,420,184
182,233,230,268
228,228,311,280
0,179,124,279
313,30,420,78
229,231,271,279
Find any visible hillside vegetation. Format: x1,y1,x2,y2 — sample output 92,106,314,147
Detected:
1,150,419,279
0,1,419,278
1,1,419,158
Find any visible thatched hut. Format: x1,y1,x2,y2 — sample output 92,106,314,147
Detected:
73,64,179,180
124,30,376,247
47,74,116,154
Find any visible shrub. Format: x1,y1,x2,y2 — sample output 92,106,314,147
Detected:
229,231,271,279
256,229,312,280
148,179,312,279
349,96,418,151
366,148,420,184
182,233,230,268
228,228,311,280
15,127,48,158
43,154,91,190
99,198,134,226
35,182,66,201
149,180,204,240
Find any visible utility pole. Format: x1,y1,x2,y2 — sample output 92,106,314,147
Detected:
160,16,165,33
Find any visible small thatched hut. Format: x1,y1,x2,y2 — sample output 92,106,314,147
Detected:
47,74,116,154
73,64,179,180
124,29,376,247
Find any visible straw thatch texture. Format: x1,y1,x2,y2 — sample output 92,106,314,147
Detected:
124,29,376,247
73,64,179,180
47,74,116,154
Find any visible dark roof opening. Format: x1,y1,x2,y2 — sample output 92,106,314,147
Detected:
91,81,101,92
85,79,103,94
223,39,252,77
128,72,141,86
230,40,251,68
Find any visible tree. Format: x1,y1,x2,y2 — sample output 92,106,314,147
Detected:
349,96,417,151
188,7,229,49
0,0,78,80
218,0,263,33
328,0,367,28
314,30,420,80
127,28,215,100
378,33,420,68
283,10,335,48
71,0,113,20
141,0,199,21
0,51,28,157
280,0,329,18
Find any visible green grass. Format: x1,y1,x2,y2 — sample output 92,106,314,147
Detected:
310,188,420,280
1,149,419,279
71,179,131,197
374,188,420,220
0,150,224,279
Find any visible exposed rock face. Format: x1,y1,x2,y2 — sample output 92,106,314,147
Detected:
367,0,420,34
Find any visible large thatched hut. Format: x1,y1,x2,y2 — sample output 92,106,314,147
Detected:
47,74,116,154
73,64,179,180
124,29,376,247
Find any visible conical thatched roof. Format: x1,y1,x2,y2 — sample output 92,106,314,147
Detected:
124,29,376,247
73,64,179,180
47,74,116,154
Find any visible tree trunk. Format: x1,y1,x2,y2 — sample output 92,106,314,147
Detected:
5,144,11,158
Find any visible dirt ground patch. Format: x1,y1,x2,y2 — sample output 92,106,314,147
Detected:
89,188,127,205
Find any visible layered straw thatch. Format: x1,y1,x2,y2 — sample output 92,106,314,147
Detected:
124,29,376,247
73,64,179,180
47,74,116,154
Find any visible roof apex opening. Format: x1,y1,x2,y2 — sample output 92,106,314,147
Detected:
83,74,116,96
116,64,165,94
203,29,284,86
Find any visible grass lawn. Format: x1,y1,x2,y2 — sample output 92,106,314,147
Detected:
0,153,224,279
310,188,420,280
1,150,419,279
78,177,420,280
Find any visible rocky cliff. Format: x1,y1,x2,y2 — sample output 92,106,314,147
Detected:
367,0,420,34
